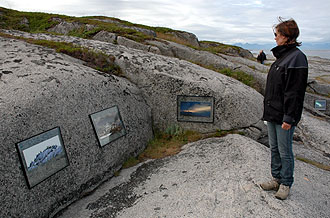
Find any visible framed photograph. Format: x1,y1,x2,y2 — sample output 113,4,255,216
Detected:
314,99,327,111
16,127,69,189
177,95,214,123
89,106,126,147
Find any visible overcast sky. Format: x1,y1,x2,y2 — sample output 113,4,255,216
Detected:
1,0,330,45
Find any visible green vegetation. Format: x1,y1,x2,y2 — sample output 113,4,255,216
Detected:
0,7,68,32
248,65,256,70
36,40,123,76
191,61,262,92
122,125,243,169
218,68,255,86
0,7,176,43
199,40,242,54
136,125,203,162
296,156,330,171
83,16,173,33
217,68,263,93
0,31,123,76
0,7,250,53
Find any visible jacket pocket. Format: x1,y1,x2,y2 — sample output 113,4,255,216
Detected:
269,100,283,113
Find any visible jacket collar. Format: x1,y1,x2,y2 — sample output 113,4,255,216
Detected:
271,43,297,59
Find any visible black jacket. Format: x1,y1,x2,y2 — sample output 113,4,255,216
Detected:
257,51,267,63
263,44,308,126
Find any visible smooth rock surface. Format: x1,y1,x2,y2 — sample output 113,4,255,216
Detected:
0,36,153,218
92,30,117,44
297,111,330,155
48,21,85,35
147,39,267,94
167,31,200,47
1,30,265,133
304,92,330,116
116,36,161,54
57,134,330,218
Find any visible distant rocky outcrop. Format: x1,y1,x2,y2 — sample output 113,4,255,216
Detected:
165,30,200,47
91,18,157,37
45,18,255,60
28,145,63,171
200,41,254,59
92,30,117,44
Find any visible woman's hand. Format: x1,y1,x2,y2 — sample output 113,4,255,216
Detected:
282,122,292,130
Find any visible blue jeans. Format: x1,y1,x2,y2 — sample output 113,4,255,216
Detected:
267,122,295,187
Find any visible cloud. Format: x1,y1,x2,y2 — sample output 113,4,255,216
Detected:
1,0,330,44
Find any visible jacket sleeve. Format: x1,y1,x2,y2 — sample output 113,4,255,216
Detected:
282,55,308,124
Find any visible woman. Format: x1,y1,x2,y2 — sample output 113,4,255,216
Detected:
260,17,308,200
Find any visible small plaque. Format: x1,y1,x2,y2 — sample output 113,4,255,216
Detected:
314,99,326,111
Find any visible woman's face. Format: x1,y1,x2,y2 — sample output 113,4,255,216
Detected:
274,29,288,46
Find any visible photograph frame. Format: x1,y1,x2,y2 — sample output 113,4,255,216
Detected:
314,99,327,111
16,127,69,189
89,105,127,147
177,95,215,123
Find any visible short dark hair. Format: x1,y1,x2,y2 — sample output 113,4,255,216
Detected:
275,17,301,46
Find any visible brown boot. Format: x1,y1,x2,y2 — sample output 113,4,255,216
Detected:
260,178,280,191
275,184,290,200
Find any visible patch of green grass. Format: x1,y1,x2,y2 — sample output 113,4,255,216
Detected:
248,65,256,70
83,16,173,33
121,125,203,169
0,7,67,32
67,26,102,39
122,156,140,169
199,41,241,55
139,126,202,161
296,156,330,171
1,7,248,53
121,125,243,169
192,63,261,92
0,7,153,42
217,67,263,93
0,32,123,76
219,68,255,86
37,40,123,76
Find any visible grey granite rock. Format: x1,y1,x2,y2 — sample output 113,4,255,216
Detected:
297,111,330,155
2,30,264,133
2,29,329,218
114,44,264,132
200,41,254,59
92,18,157,37
147,39,267,94
0,36,153,218
167,30,200,47
92,30,117,44
57,134,330,218
47,21,87,35
304,92,330,116
307,80,330,97
116,36,161,54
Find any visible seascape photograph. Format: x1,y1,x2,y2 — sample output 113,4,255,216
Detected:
177,96,214,123
180,101,212,118
90,106,126,147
